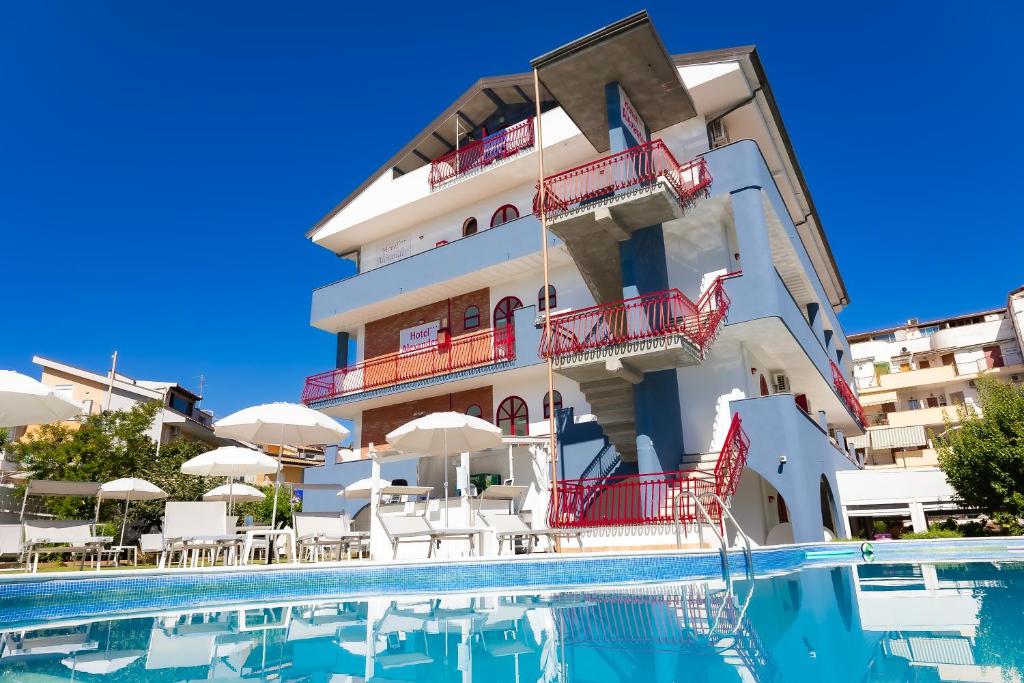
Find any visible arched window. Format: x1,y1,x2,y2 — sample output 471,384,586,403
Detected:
493,296,523,329
466,404,482,419
463,305,480,330
496,396,529,436
537,284,557,311
490,204,519,228
543,390,563,419
462,217,478,237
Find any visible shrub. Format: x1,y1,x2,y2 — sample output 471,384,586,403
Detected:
901,528,964,540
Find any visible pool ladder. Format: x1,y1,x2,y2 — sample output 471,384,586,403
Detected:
671,491,754,584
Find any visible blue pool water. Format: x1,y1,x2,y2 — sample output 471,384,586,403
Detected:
1,557,1023,681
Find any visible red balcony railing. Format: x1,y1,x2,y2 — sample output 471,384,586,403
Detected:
714,413,750,503
538,274,735,361
831,360,867,427
532,139,711,220
549,469,719,529
549,414,749,529
301,326,515,404
428,118,535,189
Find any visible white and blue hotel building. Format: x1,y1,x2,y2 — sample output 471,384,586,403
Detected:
298,12,866,552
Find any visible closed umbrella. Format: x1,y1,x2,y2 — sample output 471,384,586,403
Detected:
0,370,82,428
204,483,265,504
181,446,278,513
99,477,167,546
386,412,503,524
214,403,349,527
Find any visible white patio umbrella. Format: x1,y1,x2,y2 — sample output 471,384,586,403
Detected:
214,403,349,527
204,482,265,504
0,370,82,428
181,446,278,513
337,477,392,500
61,649,144,675
99,477,167,546
386,412,503,524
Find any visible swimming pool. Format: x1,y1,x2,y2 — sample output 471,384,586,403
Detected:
1,539,1023,681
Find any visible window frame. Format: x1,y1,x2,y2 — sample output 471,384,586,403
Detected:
537,284,557,311
462,217,478,237
466,404,483,418
496,395,529,436
463,305,481,330
543,390,563,420
493,296,523,329
490,204,519,228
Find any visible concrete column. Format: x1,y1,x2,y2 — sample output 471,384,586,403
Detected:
909,502,928,533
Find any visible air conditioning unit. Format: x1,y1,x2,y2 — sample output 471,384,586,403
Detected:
709,119,729,148
772,372,791,393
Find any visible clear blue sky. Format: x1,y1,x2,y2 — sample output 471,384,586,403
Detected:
2,1,1020,418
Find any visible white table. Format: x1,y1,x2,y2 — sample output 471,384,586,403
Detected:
240,528,296,565
105,545,138,567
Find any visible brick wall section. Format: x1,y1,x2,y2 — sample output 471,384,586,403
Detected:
361,386,494,448
364,288,490,359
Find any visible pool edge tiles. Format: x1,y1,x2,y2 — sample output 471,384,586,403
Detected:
0,547,796,629
2,538,1024,630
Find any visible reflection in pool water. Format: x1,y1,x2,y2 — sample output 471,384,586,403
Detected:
1,561,1022,681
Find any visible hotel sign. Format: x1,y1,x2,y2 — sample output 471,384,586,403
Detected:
374,236,412,267
618,85,648,145
400,320,440,353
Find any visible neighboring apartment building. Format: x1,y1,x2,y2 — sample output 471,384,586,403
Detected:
837,296,1024,536
29,355,230,448
300,12,866,547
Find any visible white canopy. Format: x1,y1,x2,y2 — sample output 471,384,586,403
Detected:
337,477,391,499
204,483,265,503
214,402,349,446
213,402,349,527
385,412,502,456
99,478,167,501
0,370,82,428
180,446,278,477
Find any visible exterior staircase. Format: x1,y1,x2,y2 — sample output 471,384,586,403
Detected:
577,377,638,462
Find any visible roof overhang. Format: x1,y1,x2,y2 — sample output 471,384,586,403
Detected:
531,10,696,152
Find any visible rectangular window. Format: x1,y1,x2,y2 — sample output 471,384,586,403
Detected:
907,399,922,410
168,393,193,415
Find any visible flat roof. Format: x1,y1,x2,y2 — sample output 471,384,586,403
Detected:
848,306,1006,342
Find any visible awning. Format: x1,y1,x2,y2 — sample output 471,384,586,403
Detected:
859,390,898,407
868,425,928,450
25,480,102,498
847,434,870,449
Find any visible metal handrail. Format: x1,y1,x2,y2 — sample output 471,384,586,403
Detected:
672,490,753,583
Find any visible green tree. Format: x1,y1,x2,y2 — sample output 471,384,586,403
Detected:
937,376,1024,529
10,403,215,537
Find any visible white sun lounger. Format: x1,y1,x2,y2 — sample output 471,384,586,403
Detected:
474,485,583,553
293,513,369,561
22,519,111,572
377,486,481,559
161,502,237,568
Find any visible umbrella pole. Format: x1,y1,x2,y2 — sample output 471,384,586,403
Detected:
270,425,284,528
119,498,130,547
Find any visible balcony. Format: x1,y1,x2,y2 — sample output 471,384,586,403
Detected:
302,326,515,407
311,214,568,333
538,275,732,384
831,361,867,428
532,140,711,303
886,404,969,429
877,365,957,391
428,118,534,190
